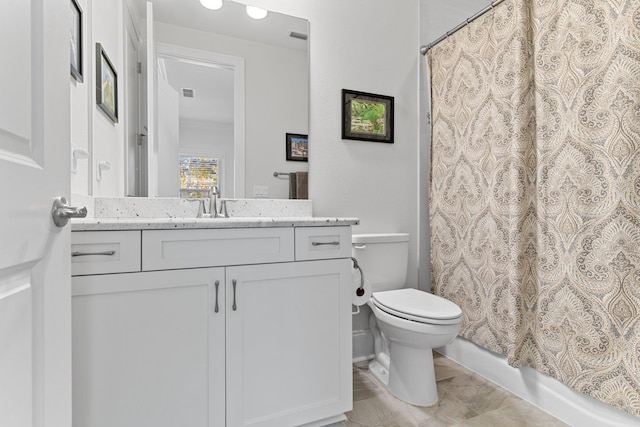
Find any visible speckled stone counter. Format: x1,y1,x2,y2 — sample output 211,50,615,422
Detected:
70,196,358,230
70,195,315,219
71,216,359,231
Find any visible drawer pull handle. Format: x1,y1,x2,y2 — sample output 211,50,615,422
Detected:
232,279,237,311
214,280,220,313
311,241,339,246
353,244,366,250
71,250,116,257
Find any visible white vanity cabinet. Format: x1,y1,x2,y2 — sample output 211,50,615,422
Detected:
71,225,353,427
72,267,226,427
226,260,351,427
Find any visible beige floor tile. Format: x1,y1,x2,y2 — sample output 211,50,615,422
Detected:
437,372,523,415
433,354,470,381
352,364,381,402
454,399,569,427
339,353,567,427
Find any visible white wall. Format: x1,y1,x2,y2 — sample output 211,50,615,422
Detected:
91,0,126,195
70,0,128,197
154,22,308,200
156,76,179,197
70,0,91,195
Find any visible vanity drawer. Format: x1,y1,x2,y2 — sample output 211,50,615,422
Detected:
295,226,352,261
142,228,295,270
71,231,142,276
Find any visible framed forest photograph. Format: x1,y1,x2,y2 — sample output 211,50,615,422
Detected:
342,89,394,143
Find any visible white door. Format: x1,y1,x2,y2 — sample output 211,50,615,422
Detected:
0,0,72,426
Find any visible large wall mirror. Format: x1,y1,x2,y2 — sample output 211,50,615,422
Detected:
131,0,309,199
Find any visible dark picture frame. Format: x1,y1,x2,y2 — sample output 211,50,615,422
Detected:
342,89,394,143
96,43,118,123
286,133,308,162
70,0,83,82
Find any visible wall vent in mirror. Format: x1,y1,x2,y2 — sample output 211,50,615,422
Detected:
182,88,195,98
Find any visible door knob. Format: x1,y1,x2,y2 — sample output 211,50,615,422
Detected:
51,197,87,227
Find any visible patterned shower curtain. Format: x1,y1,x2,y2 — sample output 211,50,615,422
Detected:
428,0,640,416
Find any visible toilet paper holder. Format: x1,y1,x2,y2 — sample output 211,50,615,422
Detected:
351,257,365,314
351,257,365,296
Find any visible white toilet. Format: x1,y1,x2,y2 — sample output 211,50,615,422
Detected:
352,233,462,407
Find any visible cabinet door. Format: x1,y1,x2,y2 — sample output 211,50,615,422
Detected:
72,268,226,427
226,260,352,427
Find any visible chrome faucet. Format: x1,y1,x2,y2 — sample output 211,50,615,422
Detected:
208,185,220,217
207,185,229,218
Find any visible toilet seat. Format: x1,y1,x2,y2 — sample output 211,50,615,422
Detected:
371,288,462,325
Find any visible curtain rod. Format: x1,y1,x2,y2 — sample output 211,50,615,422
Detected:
420,0,505,55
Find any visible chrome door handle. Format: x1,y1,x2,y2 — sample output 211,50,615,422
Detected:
214,280,220,313
311,241,340,246
52,197,87,227
72,251,116,257
232,279,237,311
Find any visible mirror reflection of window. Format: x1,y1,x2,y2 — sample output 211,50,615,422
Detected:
179,155,223,198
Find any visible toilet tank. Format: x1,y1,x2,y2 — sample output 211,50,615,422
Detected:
352,233,409,292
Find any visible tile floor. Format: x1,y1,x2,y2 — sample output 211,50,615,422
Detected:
332,352,569,427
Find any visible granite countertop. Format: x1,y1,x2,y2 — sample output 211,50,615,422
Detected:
71,216,360,231
69,196,359,231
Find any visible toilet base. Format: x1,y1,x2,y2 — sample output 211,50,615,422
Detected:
369,345,438,407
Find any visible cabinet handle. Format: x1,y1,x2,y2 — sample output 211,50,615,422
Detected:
214,280,220,313
71,250,116,257
311,241,339,246
232,279,237,311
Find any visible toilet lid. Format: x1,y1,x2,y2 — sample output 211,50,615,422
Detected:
371,288,462,325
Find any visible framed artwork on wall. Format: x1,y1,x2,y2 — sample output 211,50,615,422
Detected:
96,43,118,123
342,89,394,143
286,133,308,162
70,0,83,82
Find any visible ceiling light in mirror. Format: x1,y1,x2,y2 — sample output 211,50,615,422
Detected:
200,0,223,10
246,5,268,20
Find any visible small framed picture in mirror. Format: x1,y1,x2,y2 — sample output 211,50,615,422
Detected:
286,133,308,162
96,43,118,123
